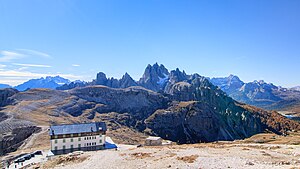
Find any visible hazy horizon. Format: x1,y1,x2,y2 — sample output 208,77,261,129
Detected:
1,1,300,87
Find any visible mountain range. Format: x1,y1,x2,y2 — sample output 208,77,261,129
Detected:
58,63,300,114
12,76,70,91
1,63,300,155
209,75,300,112
291,86,300,91
2,63,300,114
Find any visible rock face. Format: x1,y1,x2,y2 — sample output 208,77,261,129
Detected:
138,63,169,92
237,81,282,105
92,72,138,89
119,73,138,88
0,126,41,155
0,88,18,107
145,101,263,143
14,76,70,91
70,86,169,125
210,75,245,94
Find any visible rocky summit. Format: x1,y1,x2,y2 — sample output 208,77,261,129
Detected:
138,63,170,91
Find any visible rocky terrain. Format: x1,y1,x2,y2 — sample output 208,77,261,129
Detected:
1,63,300,156
145,101,263,143
0,126,40,155
0,88,18,107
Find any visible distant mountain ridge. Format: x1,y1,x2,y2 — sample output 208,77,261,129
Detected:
291,86,300,91
0,84,11,89
14,76,71,91
209,75,300,112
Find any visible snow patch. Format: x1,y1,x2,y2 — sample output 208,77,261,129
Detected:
157,73,169,86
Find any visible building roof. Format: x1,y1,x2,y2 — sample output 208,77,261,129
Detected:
49,122,106,136
146,136,162,141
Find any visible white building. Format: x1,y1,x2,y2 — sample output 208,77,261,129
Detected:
49,122,107,155
145,136,162,146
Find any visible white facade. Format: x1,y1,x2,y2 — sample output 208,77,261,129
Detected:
50,134,105,151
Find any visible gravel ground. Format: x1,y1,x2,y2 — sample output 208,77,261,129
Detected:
46,143,300,169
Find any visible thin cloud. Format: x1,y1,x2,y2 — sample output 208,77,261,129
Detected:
0,64,6,68
0,51,25,62
0,49,51,63
17,67,29,71
0,70,82,86
13,63,52,68
72,64,80,67
16,49,52,59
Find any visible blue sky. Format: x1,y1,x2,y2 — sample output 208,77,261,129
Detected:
0,0,299,87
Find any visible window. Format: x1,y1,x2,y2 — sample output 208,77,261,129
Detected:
71,145,73,149
54,146,58,151
63,135,66,138
71,134,74,137
63,145,66,150
63,139,66,143
99,134,102,137
71,138,73,142
78,137,81,141
54,135,58,139
78,133,81,137
54,139,57,144
78,144,81,148
99,139,102,144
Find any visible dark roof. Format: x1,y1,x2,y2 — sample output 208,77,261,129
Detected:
49,122,106,136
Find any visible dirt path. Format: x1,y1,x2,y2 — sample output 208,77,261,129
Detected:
18,126,49,150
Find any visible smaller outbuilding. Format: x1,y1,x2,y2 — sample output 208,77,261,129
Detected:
145,136,162,146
